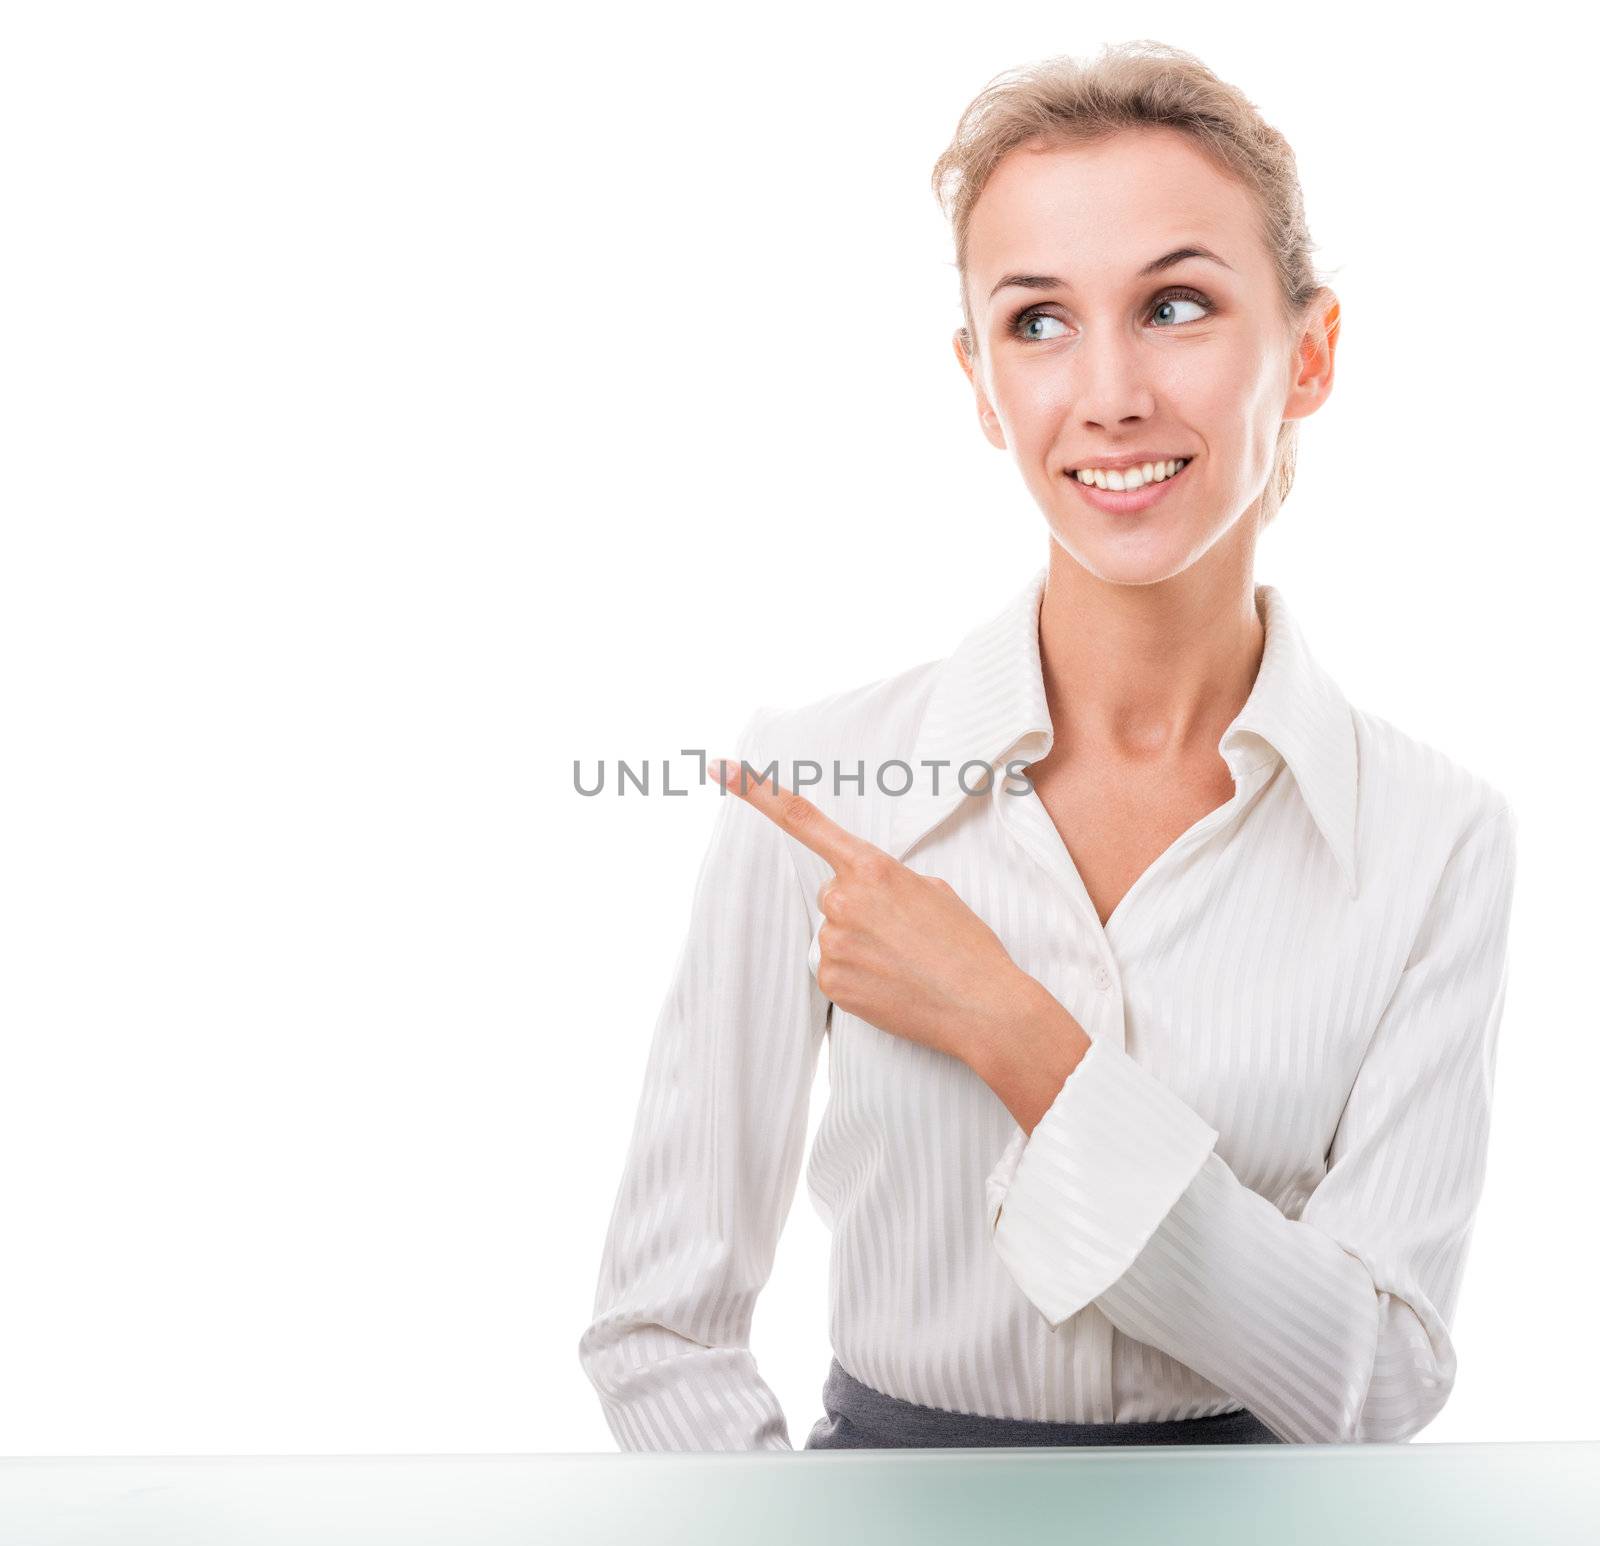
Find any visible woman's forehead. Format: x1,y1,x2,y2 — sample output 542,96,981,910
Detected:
965,138,1261,297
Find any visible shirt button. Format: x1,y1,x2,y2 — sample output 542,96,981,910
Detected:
1092,964,1112,991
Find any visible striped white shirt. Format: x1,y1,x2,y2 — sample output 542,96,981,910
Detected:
577,565,1518,1449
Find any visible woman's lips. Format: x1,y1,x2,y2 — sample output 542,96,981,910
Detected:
1066,457,1194,514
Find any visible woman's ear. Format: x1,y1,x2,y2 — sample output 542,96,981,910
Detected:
952,327,1007,450
1284,289,1339,425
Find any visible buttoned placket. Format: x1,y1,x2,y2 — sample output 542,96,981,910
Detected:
988,739,1277,1420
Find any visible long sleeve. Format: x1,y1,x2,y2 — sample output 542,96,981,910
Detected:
577,708,829,1450
985,797,1518,1443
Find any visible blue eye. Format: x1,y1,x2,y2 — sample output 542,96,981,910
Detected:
1016,312,1068,342
1151,290,1210,326
1009,286,1214,342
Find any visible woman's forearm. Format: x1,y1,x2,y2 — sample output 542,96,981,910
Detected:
966,974,1091,1136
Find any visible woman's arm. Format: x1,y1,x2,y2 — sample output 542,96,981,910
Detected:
576,708,829,1450
982,796,1518,1443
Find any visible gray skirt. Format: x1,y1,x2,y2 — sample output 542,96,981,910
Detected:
805,1357,1283,1449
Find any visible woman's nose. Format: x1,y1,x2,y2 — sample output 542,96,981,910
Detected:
1070,331,1157,428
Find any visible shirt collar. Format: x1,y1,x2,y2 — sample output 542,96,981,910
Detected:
885,565,1359,899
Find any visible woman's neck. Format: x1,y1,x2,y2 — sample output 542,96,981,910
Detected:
1036,538,1266,768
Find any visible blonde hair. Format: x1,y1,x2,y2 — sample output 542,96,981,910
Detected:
930,41,1331,527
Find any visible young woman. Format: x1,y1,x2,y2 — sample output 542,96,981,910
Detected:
578,41,1518,1450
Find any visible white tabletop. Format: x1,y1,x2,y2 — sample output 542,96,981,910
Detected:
3,1445,1598,1545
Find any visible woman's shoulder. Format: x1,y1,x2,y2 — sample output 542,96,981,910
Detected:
734,654,946,778
1348,701,1515,847
731,569,1047,802
722,653,954,871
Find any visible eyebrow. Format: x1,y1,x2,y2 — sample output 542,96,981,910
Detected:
986,245,1234,303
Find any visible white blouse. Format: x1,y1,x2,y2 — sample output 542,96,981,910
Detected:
577,566,1519,1450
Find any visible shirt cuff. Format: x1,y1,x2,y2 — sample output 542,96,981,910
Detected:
985,1034,1220,1331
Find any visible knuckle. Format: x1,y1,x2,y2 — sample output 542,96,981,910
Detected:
778,791,814,828
858,850,893,884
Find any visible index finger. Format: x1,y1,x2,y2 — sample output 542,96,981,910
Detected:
709,755,880,872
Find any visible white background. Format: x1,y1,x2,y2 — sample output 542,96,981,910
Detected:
2,2,1594,1454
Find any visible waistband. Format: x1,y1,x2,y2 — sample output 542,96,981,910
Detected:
805,1357,1283,1449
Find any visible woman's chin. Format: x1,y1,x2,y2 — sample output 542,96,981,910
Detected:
1045,521,1197,586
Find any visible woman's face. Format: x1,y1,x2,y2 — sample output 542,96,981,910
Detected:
955,127,1337,585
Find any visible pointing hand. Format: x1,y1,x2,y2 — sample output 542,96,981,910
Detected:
709,756,1044,1068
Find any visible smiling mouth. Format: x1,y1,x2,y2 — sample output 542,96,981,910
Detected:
1063,454,1196,514
1069,456,1192,492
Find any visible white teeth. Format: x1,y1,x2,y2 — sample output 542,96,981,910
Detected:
1074,457,1189,491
